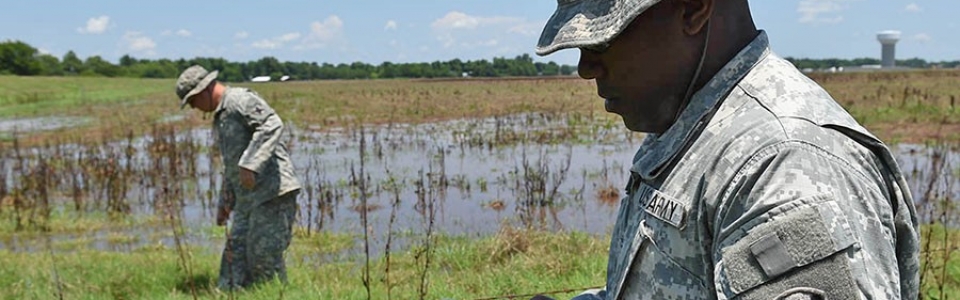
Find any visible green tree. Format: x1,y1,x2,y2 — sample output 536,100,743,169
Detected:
119,54,137,67
83,55,120,77
36,54,62,76
62,50,84,75
0,40,42,75
897,58,928,68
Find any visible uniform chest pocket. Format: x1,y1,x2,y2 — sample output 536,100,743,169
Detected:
216,119,249,155
615,182,710,298
634,183,703,277
618,218,709,299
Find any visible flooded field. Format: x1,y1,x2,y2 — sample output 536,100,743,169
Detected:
0,116,91,138
0,112,957,255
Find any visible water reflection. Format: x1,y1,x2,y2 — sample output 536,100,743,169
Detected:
0,113,956,254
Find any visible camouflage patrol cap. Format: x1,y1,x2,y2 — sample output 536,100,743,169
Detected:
175,65,219,109
536,0,663,56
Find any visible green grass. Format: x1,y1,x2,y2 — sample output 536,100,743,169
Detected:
0,208,165,236
3,220,957,299
1,71,955,148
0,75,170,117
919,224,960,299
0,227,607,300
810,70,960,142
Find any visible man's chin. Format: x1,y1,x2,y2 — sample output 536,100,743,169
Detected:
622,117,667,134
622,118,645,132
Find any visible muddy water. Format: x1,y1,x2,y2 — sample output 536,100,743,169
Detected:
288,115,638,235
895,143,960,225
0,113,957,254
0,117,91,138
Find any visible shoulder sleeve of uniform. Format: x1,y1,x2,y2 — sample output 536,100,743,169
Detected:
711,140,913,299
238,90,277,126
237,90,284,173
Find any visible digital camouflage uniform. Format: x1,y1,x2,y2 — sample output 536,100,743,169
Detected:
213,86,302,290
592,31,919,300
534,1,921,298
537,6,919,299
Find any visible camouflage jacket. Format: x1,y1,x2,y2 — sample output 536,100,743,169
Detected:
214,87,301,214
603,31,919,300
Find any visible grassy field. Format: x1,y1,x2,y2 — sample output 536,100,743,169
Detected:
807,71,960,143
2,219,956,299
0,227,608,300
0,72,958,299
0,70,958,147
920,224,960,300
0,75,602,147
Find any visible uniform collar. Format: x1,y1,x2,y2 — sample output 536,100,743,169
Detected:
631,31,770,180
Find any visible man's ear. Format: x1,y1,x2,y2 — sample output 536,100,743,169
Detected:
679,0,713,36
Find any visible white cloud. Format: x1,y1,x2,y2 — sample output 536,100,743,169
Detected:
309,16,343,41
431,11,524,31
163,29,192,37
235,31,249,39
77,15,110,34
912,33,932,43
279,32,301,42
252,40,280,49
122,31,156,55
905,3,922,12
430,11,541,49
432,11,481,30
797,0,859,24
252,32,302,49
385,20,397,31
297,15,345,49
38,48,51,55
461,39,499,48
508,23,541,36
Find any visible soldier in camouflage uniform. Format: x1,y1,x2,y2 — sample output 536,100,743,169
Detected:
176,65,302,290
535,0,919,299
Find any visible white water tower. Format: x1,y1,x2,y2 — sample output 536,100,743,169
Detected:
877,30,901,68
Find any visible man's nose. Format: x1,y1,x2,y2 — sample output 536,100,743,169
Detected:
577,49,604,80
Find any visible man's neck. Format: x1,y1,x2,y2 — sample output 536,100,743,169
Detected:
211,83,226,107
693,19,758,93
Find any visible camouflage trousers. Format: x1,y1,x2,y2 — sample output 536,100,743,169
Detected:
218,190,299,290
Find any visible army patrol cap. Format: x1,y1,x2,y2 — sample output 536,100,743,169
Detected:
175,65,219,109
536,0,664,56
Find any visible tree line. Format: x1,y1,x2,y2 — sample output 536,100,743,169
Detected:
0,40,575,81
1,40,957,81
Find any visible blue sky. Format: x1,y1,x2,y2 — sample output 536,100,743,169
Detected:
0,0,955,66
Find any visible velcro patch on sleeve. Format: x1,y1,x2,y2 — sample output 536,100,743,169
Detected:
750,232,795,278
719,202,858,297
